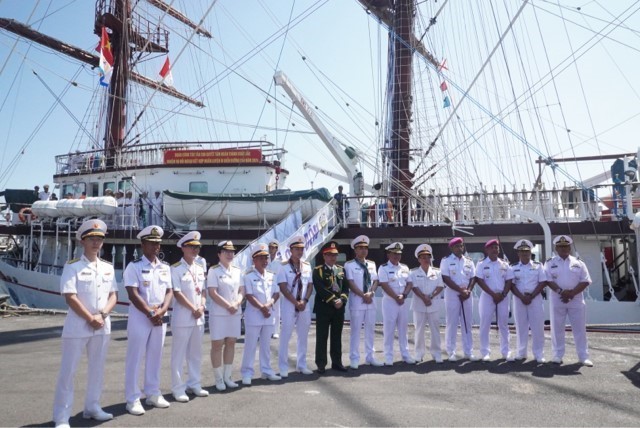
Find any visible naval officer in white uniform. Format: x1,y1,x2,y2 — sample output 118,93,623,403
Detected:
544,235,593,366
170,231,209,403
440,237,478,361
475,239,514,361
124,226,173,415
268,240,282,339
407,244,444,363
52,220,117,428
510,239,547,363
276,236,314,377
344,235,383,369
378,242,415,365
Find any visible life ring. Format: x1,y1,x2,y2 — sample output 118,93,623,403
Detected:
18,207,37,223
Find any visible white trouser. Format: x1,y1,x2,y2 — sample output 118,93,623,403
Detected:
241,324,276,378
53,335,110,424
413,310,441,361
125,321,167,403
513,295,545,360
382,297,410,362
170,324,204,395
151,212,162,227
278,309,311,372
273,299,281,334
478,292,510,357
550,301,588,360
349,307,377,364
444,292,473,355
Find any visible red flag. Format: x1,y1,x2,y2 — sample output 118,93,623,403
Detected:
98,27,114,87
440,81,448,91
437,59,448,71
159,57,174,87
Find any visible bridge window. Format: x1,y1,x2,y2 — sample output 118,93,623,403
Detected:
189,182,208,193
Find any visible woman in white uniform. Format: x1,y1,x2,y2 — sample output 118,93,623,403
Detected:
207,240,244,391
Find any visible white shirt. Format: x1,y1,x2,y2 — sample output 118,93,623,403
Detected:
408,266,444,313
38,191,51,201
440,253,476,291
243,268,277,326
276,259,312,314
475,257,513,293
60,255,117,338
171,258,206,327
344,258,378,311
511,261,546,294
544,255,591,306
207,263,243,317
377,261,410,297
123,255,172,318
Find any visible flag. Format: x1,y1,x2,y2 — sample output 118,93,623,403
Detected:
437,59,448,72
159,57,174,87
443,96,451,108
98,27,114,87
440,81,448,91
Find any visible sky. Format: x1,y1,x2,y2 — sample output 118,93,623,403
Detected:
0,0,638,201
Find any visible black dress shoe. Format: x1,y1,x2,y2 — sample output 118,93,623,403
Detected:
316,367,326,374
331,364,348,372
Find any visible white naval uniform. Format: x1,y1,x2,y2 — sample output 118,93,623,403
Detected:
150,195,163,226
276,259,313,373
207,263,243,340
344,258,378,365
511,261,547,360
476,257,513,358
544,255,591,361
440,253,476,356
124,256,172,403
170,259,206,396
53,256,117,425
408,266,444,361
268,258,282,335
241,268,278,378
378,261,411,363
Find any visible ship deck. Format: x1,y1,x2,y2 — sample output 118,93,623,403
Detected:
1,314,639,427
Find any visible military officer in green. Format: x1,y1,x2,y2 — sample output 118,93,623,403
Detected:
313,241,349,373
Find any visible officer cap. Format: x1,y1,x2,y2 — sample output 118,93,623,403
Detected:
218,240,236,251
449,237,463,247
350,235,370,249
289,235,305,249
322,241,339,254
268,240,279,248
385,242,403,253
514,239,533,251
250,242,269,258
553,235,573,246
415,244,433,258
137,225,163,242
484,238,500,248
177,231,201,248
76,219,107,241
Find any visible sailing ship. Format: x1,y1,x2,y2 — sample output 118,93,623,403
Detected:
0,1,638,326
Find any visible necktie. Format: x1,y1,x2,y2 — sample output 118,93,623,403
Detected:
289,260,303,301
355,258,370,293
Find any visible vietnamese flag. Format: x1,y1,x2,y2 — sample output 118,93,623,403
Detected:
98,27,114,87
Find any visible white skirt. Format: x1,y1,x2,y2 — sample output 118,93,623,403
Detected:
209,314,241,341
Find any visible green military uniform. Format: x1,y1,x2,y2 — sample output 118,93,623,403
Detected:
313,244,349,371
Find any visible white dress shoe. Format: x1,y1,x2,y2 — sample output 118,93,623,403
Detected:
536,358,547,364
551,357,563,364
366,359,384,367
504,353,515,362
515,355,527,361
145,394,170,409
384,359,394,366
350,361,359,370
403,357,416,364
55,421,70,428
215,380,227,391
580,359,594,367
187,387,209,397
448,354,458,362
126,399,145,416
261,373,282,381
272,333,280,339
466,354,479,362
280,369,289,378
242,376,252,385
299,367,314,375
481,355,491,362
82,408,113,421
434,356,443,364
173,393,189,403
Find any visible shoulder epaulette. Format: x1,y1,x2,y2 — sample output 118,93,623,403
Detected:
532,261,541,265
231,264,240,270
99,258,112,265
381,262,389,267
210,263,220,270
344,259,355,265
314,265,323,271
244,268,254,275
511,262,518,266
281,260,288,265
132,257,142,263
67,258,80,264
546,257,553,262
171,261,181,267
301,260,310,265
410,267,419,272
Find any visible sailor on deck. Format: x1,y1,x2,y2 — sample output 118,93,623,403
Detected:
124,226,173,415
52,220,117,428
544,235,593,366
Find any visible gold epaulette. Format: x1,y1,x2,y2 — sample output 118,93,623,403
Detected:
66,258,80,264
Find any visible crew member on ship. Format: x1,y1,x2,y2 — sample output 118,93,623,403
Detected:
378,242,415,365
407,244,444,363
510,239,547,363
344,235,383,369
207,240,244,391
39,184,52,201
313,241,349,373
170,231,209,403
267,240,282,339
276,235,314,377
240,243,281,385
123,226,173,415
544,235,593,367
150,191,163,227
475,239,514,361
52,219,117,428
440,237,479,362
